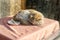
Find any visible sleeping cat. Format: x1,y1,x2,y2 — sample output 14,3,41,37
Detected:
8,9,44,25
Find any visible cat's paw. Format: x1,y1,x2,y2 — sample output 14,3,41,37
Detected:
7,19,20,25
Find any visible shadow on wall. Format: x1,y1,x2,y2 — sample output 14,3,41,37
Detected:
26,0,60,23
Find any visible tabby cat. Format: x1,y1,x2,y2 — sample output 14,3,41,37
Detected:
8,9,44,25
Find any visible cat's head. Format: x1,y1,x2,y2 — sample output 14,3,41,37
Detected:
28,9,44,25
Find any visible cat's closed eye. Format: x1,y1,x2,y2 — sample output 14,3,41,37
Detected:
36,19,41,21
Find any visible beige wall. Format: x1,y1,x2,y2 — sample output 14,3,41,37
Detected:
0,0,10,18
10,0,21,16
0,0,21,18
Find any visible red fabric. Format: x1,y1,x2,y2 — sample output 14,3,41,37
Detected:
0,17,59,40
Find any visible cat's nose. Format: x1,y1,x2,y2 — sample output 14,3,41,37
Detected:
32,22,35,24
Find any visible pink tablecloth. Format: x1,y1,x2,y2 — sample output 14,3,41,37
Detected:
0,17,59,40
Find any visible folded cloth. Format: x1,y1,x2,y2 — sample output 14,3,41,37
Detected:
0,17,59,40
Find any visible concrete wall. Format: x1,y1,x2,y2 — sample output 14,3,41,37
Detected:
0,0,10,18
0,0,21,18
